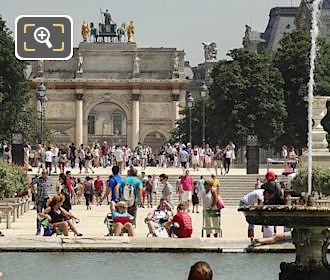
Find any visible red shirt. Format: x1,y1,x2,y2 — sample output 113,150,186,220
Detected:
94,179,104,192
172,212,192,238
66,178,75,194
180,176,193,191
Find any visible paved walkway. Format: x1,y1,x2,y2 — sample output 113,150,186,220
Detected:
0,203,293,252
0,166,291,252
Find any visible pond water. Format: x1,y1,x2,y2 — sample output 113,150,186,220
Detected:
0,252,294,280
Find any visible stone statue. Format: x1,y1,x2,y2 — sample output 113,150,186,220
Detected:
126,21,135,42
133,54,140,76
100,9,112,25
173,53,179,72
81,21,89,42
117,23,126,42
90,22,98,42
202,42,217,62
37,60,44,76
77,52,83,73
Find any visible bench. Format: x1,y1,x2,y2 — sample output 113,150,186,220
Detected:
0,205,13,229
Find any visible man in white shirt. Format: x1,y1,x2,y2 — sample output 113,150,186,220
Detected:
44,147,54,175
114,146,125,173
239,187,275,243
51,144,59,174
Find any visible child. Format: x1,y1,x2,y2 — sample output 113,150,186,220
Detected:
192,181,199,213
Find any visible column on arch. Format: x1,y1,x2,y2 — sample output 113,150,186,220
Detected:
75,89,84,146
131,89,140,149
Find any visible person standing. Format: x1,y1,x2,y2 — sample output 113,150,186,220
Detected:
180,169,193,211
200,180,219,238
83,176,94,210
114,146,125,173
44,147,53,175
159,173,172,205
69,143,76,169
192,181,199,214
214,145,224,176
210,174,221,195
84,147,95,174
51,144,59,174
179,148,189,170
145,175,154,208
94,175,104,205
35,170,51,235
224,145,233,174
101,166,122,205
101,142,109,168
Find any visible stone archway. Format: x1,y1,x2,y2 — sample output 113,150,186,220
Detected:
87,102,128,145
142,131,167,153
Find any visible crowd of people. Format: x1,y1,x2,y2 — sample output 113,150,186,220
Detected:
0,140,240,176
31,163,226,239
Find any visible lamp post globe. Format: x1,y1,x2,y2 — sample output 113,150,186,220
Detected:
200,83,208,98
186,93,194,108
37,82,46,99
200,83,208,144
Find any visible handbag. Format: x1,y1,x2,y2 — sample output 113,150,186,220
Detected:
216,196,225,209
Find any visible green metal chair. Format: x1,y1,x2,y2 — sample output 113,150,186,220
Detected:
201,208,222,238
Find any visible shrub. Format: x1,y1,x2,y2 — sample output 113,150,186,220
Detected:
291,166,330,196
0,162,29,198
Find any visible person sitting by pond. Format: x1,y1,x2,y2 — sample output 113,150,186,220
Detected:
110,201,134,236
145,198,173,236
169,203,192,238
43,194,82,236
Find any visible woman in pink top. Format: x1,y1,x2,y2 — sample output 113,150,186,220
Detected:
180,169,193,211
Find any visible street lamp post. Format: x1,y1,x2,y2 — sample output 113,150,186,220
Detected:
36,82,47,145
200,83,208,145
186,92,194,145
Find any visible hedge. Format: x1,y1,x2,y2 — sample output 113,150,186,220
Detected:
0,162,29,198
291,166,330,196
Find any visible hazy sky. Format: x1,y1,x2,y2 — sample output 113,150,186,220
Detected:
2,0,301,65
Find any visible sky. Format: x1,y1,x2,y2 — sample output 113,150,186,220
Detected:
1,0,301,65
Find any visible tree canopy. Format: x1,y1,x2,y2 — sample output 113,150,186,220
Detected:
0,16,39,143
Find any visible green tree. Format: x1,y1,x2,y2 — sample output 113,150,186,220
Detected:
0,16,40,143
274,31,311,149
207,49,287,148
274,31,330,149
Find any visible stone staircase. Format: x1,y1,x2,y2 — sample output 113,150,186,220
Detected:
45,174,287,207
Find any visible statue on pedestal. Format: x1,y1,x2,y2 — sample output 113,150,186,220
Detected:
133,54,140,77
81,21,90,42
77,52,84,74
117,23,126,42
126,21,135,42
37,60,44,77
100,9,112,26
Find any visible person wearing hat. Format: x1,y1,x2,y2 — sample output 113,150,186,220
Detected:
110,201,134,236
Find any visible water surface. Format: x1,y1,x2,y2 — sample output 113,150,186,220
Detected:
0,252,294,280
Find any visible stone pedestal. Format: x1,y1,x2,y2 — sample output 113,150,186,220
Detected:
280,227,330,280
239,206,330,280
301,96,330,167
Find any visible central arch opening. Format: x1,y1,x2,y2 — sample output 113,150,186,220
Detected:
87,102,127,145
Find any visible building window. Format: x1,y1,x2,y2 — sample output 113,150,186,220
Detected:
112,111,122,135
88,115,95,135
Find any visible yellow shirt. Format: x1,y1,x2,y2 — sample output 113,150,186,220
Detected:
211,178,221,194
